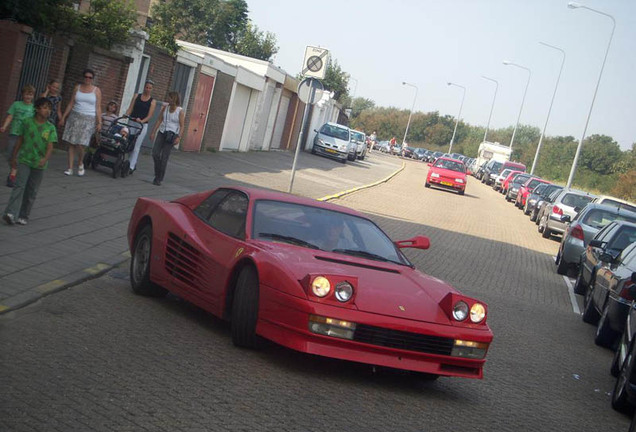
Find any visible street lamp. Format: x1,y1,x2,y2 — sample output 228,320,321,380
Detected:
502,60,531,150
565,1,616,189
402,81,418,146
447,82,466,154
531,42,566,175
481,76,499,142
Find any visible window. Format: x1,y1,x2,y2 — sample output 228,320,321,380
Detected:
562,193,593,209
207,192,248,238
608,226,636,253
194,189,231,221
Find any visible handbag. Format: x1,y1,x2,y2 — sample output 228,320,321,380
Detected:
164,130,177,144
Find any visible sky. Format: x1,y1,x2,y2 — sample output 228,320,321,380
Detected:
248,0,636,151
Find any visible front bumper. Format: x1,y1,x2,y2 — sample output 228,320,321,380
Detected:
428,176,465,192
314,144,348,161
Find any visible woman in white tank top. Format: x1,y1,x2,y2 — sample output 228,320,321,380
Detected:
149,91,185,186
60,68,102,176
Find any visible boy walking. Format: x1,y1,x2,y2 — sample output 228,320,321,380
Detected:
1,85,36,187
2,98,56,226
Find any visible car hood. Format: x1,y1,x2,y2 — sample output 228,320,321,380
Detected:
258,244,455,324
318,133,349,147
429,167,466,179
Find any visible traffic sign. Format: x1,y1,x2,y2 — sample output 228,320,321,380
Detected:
302,46,329,79
297,78,324,105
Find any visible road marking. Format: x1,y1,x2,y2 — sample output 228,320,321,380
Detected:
36,280,66,294
563,275,581,315
318,161,405,201
84,263,110,275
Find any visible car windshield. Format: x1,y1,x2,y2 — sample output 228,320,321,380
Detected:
351,131,364,141
533,184,548,195
251,200,409,265
513,175,531,185
561,193,594,209
582,209,636,229
433,159,465,172
320,124,349,141
527,179,543,189
499,169,511,178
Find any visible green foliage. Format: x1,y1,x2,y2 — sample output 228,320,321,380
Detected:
78,0,137,49
149,0,278,60
0,0,77,34
348,97,375,119
322,59,349,103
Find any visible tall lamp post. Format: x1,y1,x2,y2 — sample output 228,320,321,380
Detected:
566,1,615,189
481,76,499,142
447,82,466,154
402,81,418,145
531,42,566,175
503,60,531,150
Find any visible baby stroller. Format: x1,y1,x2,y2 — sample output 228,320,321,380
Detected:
85,116,143,178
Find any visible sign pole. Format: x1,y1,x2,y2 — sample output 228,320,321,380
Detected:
288,78,316,193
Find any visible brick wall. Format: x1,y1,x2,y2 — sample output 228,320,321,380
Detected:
47,36,71,87
143,44,175,103
202,71,233,151
0,21,32,151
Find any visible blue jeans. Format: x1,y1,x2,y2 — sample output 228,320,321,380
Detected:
4,163,44,219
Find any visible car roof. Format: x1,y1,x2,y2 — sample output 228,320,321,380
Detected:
581,202,636,217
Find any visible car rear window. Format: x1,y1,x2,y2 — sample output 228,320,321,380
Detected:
600,199,636,213
608,226,636,252
562,193,593,209
351,131,364,141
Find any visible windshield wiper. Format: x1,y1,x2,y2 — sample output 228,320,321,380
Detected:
258,233,320,249
331,248,404,265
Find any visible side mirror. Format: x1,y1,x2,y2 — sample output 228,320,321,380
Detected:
573,206,582,213
589,239,604,248
313,129,318,133
395,236,430,250
632,272,636,283
427,163,432,167
561,215,571,223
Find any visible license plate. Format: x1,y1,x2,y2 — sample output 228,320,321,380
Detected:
325,149,337,154
441,181,453,186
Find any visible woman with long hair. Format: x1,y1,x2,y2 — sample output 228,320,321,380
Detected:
149,91,184,186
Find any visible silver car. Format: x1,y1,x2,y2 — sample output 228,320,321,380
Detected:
312,122,351,163
555,203,636,275
538,189,596,238
350,129,367,160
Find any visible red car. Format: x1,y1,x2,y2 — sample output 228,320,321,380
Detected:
128,186,492,379
515,178,550,209
500,171,522,195
425,157,467,195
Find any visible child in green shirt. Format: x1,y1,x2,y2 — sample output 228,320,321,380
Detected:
1,84,35,187
2,97,56,226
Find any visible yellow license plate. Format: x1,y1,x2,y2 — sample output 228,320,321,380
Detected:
441,181,453,186
325,149,337,154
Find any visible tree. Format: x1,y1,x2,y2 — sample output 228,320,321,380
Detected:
1,0,77,34
348,97,375,120
322,59,349,103
78,0,137,49
580,134,623,175
234,22,278,61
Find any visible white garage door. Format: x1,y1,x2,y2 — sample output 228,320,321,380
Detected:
270,95,290,150
222,84,251,151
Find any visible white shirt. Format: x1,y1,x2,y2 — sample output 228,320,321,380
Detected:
159,106,182,134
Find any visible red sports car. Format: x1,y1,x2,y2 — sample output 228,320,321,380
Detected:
127,186,492,379
425,157,467,195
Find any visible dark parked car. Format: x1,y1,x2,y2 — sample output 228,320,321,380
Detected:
582,240,636,349
530,184,564,222
504,174,535,202
401,146,415,158
610,296,636,415
574,220,636,295
413,148,428,160
557,204,636,276
481,159,504,186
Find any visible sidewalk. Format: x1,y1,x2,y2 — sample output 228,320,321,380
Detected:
0,148,402,313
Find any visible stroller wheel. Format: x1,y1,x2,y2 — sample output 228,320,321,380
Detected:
121,160,130,178
113,157,122,179
83,152,93,168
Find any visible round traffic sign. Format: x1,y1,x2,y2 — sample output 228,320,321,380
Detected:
306,55,323,72
297,78,324,105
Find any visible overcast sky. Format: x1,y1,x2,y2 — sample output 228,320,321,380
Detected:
249,0,635,150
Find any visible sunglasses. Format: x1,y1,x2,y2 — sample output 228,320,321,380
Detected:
84,75,94,79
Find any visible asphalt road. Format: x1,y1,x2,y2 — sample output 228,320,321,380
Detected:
0,153,629,431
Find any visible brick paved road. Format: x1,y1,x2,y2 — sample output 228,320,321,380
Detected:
0,154,629,431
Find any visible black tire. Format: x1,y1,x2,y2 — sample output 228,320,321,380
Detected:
425,182,431,188
541,218,551,238
130,225,167,297
121,160,130,178
83,152,93,168
595,305,618,348
612,334,629,378
91,150,101,169
523,202,531,215
556,253,569,275
612,349,636,414
573,267,587,295
505,192,511,202
231,266,260,348
458,189,465,196
311,146,316,155
113,155,122,179
582,286,600,324
530,208,538,222
411,371,440,382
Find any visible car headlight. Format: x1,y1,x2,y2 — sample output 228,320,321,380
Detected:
512,187,518,192
452,301,469,321
470,303,486,323
431,173,440,178
529,198,537,205
455,178,464,183
311,276,331,297
334,281,354,302
316,138,324,145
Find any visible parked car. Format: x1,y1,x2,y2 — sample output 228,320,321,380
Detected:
582,240,636,350
531,185,564,222
392,144,402,156
556,203,636,275
474,161,488,179
538,189,596,239
127,186,493,379
574,220,636,295
374,140,387,151
482,159,504,185
350,129,367,160
515,178,551,209
504,173,535,202
493,169,514,191
312,122,351,163
378,141,391,153
610,294,636,414
413,148,428,161
401,146,415,158
425,157,467,195
498,170,522,193
430,151,444,162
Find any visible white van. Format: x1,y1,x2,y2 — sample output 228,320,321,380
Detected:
475,141,512,169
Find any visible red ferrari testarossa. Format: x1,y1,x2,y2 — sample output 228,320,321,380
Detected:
128,186,493,379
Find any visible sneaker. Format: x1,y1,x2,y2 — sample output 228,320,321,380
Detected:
16,218,27,225
152,179,161,186
64,169,73,176
78,165,85,176
6,174,15,188
2,213,15,225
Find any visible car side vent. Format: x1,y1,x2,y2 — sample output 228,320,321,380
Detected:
165,232,206,289
314,255,401,274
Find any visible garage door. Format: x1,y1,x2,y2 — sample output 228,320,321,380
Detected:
222,84,251,151
269,94,290,150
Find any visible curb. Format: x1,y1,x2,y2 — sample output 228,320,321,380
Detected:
318,161,405,202
0,252,130,315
